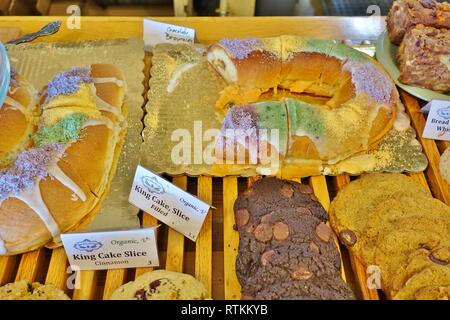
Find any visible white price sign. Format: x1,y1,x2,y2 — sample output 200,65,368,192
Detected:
129,165,211,241
61,228,159,271
143,19,195,52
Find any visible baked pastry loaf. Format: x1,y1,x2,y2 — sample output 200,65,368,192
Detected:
234,178,354,300
0,68,37,168
110,270,209,300
208,37,402,164
397,25,450,92
0,280,70,300
386,0,450,45
0,64,127,255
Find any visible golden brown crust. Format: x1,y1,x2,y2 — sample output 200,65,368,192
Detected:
0,64,127,255
0,74,37,166
208,37,399,167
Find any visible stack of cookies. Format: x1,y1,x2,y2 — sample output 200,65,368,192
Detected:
234,178,354,300
330,174,450,300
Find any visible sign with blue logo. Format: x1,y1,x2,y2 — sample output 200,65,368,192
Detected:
73,239,103,252
422,100,450,141
129,165,211,241
61,227,159,271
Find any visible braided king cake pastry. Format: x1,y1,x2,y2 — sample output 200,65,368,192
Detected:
0,64,127,255
208,36,412,175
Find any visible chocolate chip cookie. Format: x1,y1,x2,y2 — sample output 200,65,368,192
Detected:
414,285,450,300
110,270,209,300
234,177,328,224
360,195,450,263
390,246,450,297
329,173,429,255
329,173,450,299
393,265,450,300
0,280,70,300
235,177,354,300
236,208,342,294
248,275,355,300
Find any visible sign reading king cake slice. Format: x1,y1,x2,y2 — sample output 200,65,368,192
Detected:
129,165,211,241
61,228,159,271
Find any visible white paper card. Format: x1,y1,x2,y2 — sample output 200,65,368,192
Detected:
61,228,159,271
129,165,210,241
422,100,450,141
143,19,195,52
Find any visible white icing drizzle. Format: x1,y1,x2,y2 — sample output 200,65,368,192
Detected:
82,117,116,131
14,183,61,241
89,83,125,122
3,96,28,115
167,63,195,93
0,237,6,255
81,118,121,143
8,86,19,95
93,77,124,87
48,162,87,202
393,102,411,131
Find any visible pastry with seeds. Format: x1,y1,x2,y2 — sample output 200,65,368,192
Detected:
0,280,70,300
110,270,209,300
414,285,450,300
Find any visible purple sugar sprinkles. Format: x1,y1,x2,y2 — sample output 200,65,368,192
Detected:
219,38,261,60
47,66,93,100
0,144,63,202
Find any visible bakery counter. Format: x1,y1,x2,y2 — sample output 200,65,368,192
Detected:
0,16,387,43
0,16,448,301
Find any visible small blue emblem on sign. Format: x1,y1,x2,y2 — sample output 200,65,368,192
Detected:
437,106,450,120
73,239,103,252
141,176,165,194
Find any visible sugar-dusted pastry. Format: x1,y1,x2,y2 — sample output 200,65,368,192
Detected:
110,270,210,300
207,37,402,165
397,25,450,92
0,64,127,255
386,0,450,45
214,101,288,169
0,280,70,300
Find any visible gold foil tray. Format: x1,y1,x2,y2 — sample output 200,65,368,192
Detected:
141,44,427,177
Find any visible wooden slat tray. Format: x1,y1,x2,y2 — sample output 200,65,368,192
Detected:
0,17,448,300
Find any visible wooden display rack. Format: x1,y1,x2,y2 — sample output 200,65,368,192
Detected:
0,16,448,300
